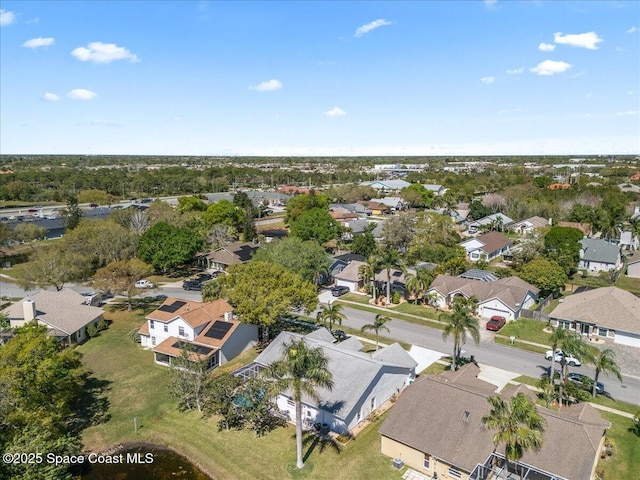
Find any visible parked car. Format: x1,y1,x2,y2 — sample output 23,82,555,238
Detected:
331,286,350,297
568,373,604,394
135,279,156,289
89,203,98,208
486,316,506,331
544,349,582,367
182,279,203,291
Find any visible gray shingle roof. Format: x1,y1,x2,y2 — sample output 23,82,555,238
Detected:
255,331,415,420
379,364,609,480
580,238,621,264
550,286,640,334
3,289,103,335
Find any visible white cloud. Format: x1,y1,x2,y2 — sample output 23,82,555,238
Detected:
71,42,139,63
530,60,571,76
554,31,603,50
506,67,524,75
324,107,346,117
354,19,393,37
22,37,55,49
627,26,638,33
249,79,283,92
67,89,97,100
484,0,498,8
480,76,495,84
616,110,638,116
26,17,40,25
43,92,60,102
538,42,556,52
0,9,17,26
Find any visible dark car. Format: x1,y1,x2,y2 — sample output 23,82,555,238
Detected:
89,203,98,208
331,286,350,297
182,279,203,291
568,373,604,394
486,315,506,331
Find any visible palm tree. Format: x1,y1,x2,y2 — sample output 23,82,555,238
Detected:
482,393,545,479
377,248,402,305
268,339,334,469
591,348,622,397
361,314,391,350
547,325,567,384
317,302,346,332
439,296,480,370
403,268,434,304
359,256,379,301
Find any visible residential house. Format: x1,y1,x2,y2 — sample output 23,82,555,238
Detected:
201,242,260,272
549,286,640,348
370,197,406,211
619,231,639,251
459,231,512,263
3,289,103,344
329,203,371,216
379,364,610,480
467,213,514,234
558,221,592,237
138,298,258,368
627,251,640,278
458,269,498,282
360,179,411,193
422,184,447,195
618,183,640,194
426,274,538,320
242,329,417,434
509,216,550,235
578,238,623,275
356,200,390,215
333,260,366,292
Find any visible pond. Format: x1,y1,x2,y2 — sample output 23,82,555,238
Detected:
79,445,212,480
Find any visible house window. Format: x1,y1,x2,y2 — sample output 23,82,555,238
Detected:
163,324,168,333
287,398,295,407
150,320,155,329
151,336,156,346
178,326,185,337
559,320,571,330
371,397,376,410
598,328,608,337
423,456,430,469
448,467,462,478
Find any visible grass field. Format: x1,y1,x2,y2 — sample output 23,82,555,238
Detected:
335,299,445,330
597,412,640,479
498,319,551,345
77,306,405,480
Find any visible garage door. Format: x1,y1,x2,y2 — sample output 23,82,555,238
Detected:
481,307,511,320
614,332,640,348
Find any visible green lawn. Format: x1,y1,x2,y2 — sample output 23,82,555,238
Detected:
498,319,551,345
393,302,440,321
335,300,445,330
615,274,640,295
78,307,404,480
597,412,640,480
494,336,549,354
340,292,372,305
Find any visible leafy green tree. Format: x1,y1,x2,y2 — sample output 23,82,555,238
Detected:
93,258,154,310
252,237,331,284
77,189,117,205
11,223,47,243
268,339,334,469
381,212,415,253
177,195,208,212
204,199,243,227
482,393,546,479
400,183,434,208
404,268,434,304
546,325,568,385
316,302,346,331
0,312,9,330
169,344,210,413
439,297,480,370
204,374,244,431
138,222,204,274
350,229,377,258
214,261,318,341
62,196,82,230
19,246,87,291
285,191,330,224
590,348,622,397
358,256,380,300
468,199,491,220
234,192,257,241
236,376,283,437
361,314,391,350
518,259,567,298
289,208,341,244
544,226,583,273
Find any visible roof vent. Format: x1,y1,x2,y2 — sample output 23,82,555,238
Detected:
461,410,470,422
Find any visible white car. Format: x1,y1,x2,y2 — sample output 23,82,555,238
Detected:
135,279,155,289
544,349,581,367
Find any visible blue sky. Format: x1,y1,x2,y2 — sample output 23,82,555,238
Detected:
1,0,638,156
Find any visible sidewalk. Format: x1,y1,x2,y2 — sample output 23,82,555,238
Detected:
336,298,444,328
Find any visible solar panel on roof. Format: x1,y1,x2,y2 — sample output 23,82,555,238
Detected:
158,300,187,313
204,320,233,340
171,341,213,356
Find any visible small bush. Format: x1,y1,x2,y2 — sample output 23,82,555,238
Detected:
391,291,400,304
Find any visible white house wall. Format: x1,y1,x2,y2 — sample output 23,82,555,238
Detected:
478,299,514,320
614,331,640,348
335,278,358,292
146,317,195,346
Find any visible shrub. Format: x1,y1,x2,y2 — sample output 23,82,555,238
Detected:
392,291,401,304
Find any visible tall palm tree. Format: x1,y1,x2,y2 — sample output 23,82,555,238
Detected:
361,314,391,350
547,325,567,383
403,268,434,305
316,302,346,332
439,297,479,370
591,348,622,397
359,255,379,301
482,393,546,479
268,339,334,469
377,248,402,305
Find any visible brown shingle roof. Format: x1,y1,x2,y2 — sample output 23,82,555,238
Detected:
379,364,608,480
550,286,640,335
333,260,366,282
475,231,511,254
147,298,233,329
206,242,259,266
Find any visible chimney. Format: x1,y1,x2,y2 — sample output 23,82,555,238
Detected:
23,300,36,322
224,311,233,322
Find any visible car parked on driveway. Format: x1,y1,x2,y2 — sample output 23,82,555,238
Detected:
544,349,582,367
135,279,155,289
182,279,203,291
486,316,506,331
568,373,604,394
331,286,350,297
